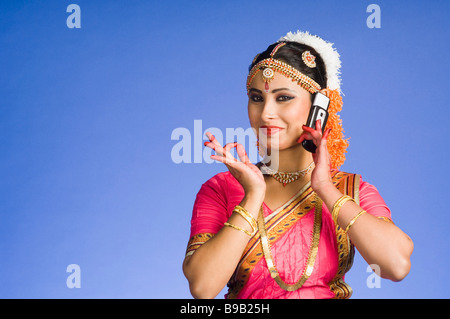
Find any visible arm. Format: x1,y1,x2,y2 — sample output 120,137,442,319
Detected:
299,121,414,281
182,192,263,299
315,183,413,281
183,132,266,299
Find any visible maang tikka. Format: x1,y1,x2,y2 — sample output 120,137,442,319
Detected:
261,42,286,93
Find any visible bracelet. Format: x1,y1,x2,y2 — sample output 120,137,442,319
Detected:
224,222,255,237
345,210,366,233
233,205,258,233
331,195,355,224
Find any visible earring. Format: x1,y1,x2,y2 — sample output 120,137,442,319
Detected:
256,139,265,157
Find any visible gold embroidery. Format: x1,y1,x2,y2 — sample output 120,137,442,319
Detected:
224,171,390,299
227,185,317,298
185,233,215,257
328,171,359,299
378,216,394,224
258,195,322,291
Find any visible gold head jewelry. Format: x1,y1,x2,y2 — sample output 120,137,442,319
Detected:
302,51,316,68
247,42,321,94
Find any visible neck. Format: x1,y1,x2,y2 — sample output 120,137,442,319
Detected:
263,143,313,172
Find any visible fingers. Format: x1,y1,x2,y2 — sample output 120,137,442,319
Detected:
298,120,331,146
323,128,331,140
297,131,311,144
235,143,250,164
205,132,244,165
223,142,238,153
300,125,321,146
205,132,220,147
315,119,322,131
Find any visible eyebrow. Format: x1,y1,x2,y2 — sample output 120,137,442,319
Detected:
248,87,297,94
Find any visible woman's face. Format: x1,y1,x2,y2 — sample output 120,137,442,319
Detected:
248,71,312,150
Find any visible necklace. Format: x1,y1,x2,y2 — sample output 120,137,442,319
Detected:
260,162,315,186
257,195,322,291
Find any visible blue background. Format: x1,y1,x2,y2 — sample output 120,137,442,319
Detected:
1,0,449,298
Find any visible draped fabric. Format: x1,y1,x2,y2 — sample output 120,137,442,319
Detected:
185,169,392,299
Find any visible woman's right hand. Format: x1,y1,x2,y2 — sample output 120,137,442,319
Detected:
205,132,266,202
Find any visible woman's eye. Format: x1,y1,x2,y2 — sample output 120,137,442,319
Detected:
250,95,263,102
277,95,294,102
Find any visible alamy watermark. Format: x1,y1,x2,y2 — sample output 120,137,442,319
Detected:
366,264,381,288
171,120,278,168
66,4,81,29
366,4,381,29
66,264,81,288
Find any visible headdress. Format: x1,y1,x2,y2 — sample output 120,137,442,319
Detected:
247,42,321,94
278,30,342,94
248,30,349,169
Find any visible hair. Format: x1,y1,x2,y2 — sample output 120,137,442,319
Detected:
248,41,349,170
249,41,327,100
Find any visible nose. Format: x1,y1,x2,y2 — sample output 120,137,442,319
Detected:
261,99,277,120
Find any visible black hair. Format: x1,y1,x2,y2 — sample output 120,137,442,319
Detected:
249,41,327,97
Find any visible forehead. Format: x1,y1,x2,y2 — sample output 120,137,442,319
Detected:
249,72,310,95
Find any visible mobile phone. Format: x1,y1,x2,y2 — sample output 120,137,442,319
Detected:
302,92,330,153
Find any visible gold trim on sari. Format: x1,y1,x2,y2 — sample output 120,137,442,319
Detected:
185,233,215,257
327,171,359,299
227,171,343,299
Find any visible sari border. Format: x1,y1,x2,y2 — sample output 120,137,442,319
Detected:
227,188,317,298
227,171,341,299
264,181,311,220
328,171,359,299
185,232,215,257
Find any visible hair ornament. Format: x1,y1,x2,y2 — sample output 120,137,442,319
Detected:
302,51,316,68
279,31,342,94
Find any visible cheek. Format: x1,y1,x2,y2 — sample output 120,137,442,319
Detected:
283,104,310,127
248,105,261,128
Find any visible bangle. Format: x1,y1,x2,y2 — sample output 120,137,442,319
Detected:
224,222,255,237
331,195,355,224
345,210,366,233
233,205,258,233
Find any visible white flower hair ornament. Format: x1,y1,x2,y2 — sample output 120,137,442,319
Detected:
278,31,342,94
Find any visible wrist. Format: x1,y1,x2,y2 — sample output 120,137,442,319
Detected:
240,192,264,219
313,182,345,214
313,181,336,198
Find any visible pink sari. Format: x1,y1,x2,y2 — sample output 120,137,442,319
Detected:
186,169,392,299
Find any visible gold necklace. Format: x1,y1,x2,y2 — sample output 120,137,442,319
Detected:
257,195,322,291
260,162,315,186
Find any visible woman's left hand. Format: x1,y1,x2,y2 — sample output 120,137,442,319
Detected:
297,119,333,193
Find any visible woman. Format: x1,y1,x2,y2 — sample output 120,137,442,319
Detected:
182,31,413,299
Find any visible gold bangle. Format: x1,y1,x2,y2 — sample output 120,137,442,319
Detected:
224,222,255,237
345,210,366,233
233,205,257,233
332,195,355,224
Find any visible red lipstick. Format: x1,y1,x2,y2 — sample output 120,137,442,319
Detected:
260,125,284,136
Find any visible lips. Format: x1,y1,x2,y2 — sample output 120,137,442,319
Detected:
260,126,284,136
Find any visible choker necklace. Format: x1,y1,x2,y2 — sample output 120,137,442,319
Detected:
260,162,315,186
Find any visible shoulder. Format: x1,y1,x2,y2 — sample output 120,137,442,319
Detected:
194,171,243,202
199,171,240,193
332,169,392,221
331,169,381,201
331,169,362,194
